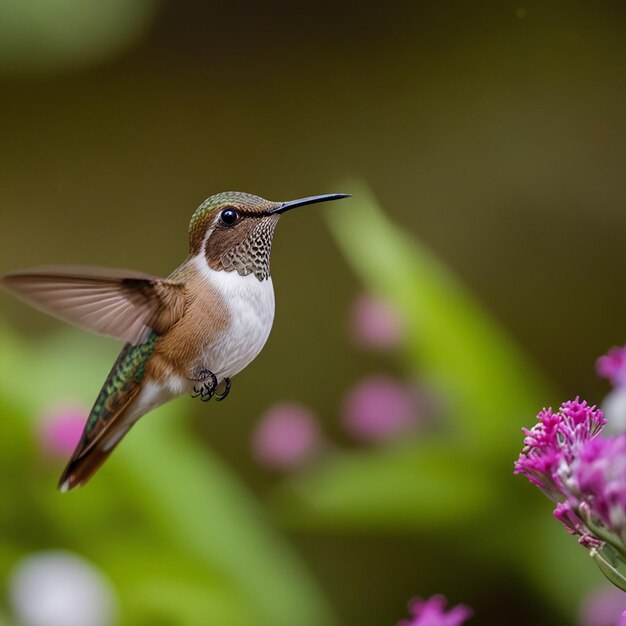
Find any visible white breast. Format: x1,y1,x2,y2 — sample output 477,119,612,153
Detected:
197,257,275,380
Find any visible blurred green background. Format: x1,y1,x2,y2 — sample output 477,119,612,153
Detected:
1,1,626,625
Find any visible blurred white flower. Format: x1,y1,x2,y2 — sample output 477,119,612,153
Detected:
601,387,626,435
8,550,118,626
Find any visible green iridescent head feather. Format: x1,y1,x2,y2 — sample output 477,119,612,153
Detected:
188,192,278,254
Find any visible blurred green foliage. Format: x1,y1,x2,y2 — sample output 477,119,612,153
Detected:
274,185,601,616
0,0,159,74
1,1,625,623
0,187,610,624
0,327,336,625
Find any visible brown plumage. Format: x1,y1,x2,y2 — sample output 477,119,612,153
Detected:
1,191,350,490
51,261,231,490
145,262,231,381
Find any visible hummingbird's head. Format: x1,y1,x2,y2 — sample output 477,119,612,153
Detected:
188,191,350,281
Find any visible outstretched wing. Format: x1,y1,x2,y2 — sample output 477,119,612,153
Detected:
1,266,186,345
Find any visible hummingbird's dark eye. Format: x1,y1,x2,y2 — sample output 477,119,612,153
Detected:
219,208,239,226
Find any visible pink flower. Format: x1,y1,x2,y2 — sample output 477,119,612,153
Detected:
515,399,614,544
514,398,606,501
597,346,626,388
341,375,420,442
349,293,404,349
397,595,472,626
516,397,626,591
252,403,321,470
580,586,626,626
575,436,626,540
37,405,86,457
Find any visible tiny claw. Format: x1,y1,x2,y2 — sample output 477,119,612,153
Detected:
215,377,231,402
189,369,218,402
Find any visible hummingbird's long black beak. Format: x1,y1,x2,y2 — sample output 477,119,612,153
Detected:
272,193,351,214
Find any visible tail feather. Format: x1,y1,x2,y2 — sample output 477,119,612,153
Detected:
58,421,135,492
57,338,155,492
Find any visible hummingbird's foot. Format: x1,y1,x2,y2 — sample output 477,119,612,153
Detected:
189,369,218,402
191,381,216,402
189,368,217,383
214,377,231,401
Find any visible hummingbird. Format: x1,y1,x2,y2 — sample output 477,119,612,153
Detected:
1,191,350,491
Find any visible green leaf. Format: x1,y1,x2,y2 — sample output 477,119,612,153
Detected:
274,441,496,532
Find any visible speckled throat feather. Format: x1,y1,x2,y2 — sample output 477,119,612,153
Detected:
206,215,278,281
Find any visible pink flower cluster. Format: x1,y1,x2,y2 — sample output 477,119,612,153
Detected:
252,403,321,470
576,436,626,544
397,595,472,626
350,293,404,350
37,405,86,457
250,293,420,470
251,376,422,470
516,398,626,553
515,399,605,498
597,346,626,388
342,375,420,442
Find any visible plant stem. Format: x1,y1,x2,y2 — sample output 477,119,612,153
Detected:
585,518,626,560
590,548,626,592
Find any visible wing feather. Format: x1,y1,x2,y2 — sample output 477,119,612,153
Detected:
1,265,186,345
